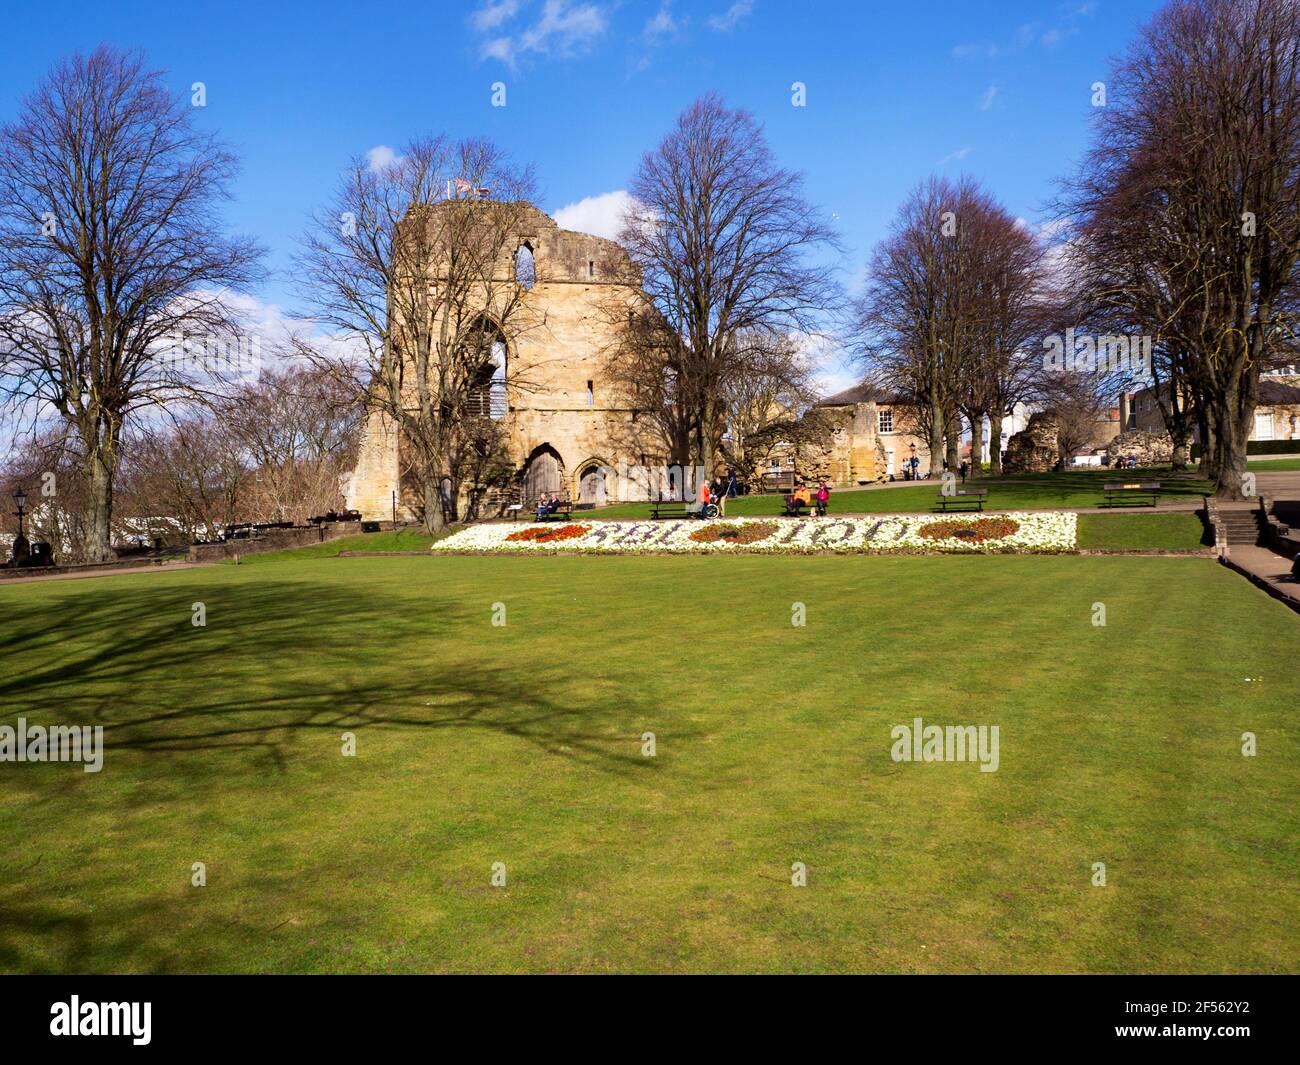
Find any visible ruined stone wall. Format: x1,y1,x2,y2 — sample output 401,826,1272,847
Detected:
345,204,653,519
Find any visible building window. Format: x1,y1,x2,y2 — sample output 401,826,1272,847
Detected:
878,409,893,433
514,243,535,289
586,380,594,406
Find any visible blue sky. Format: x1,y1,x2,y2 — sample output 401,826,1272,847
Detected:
0,0,1165,389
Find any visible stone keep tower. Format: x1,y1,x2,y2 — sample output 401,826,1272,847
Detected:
345,203,654,519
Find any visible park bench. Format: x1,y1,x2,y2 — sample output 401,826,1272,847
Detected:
649,498,694,519
1102,481,1161,507
761,470,796,494
934,488,988,512
530,496,574,521
782,486,825,516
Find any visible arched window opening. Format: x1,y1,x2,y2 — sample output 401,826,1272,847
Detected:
465,320,508,420
514,242,536,289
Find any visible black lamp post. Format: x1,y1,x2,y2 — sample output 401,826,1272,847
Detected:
13,486,27,534
11,486,29,564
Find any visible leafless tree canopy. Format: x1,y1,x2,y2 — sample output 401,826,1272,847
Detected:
295,136,539,531
0,45,264,560
1061,0,1300,497
854,177,1047,474
612,93,841,473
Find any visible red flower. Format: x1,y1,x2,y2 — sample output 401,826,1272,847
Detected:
506,523,591,544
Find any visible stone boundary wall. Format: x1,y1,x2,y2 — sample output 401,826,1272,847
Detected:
187,522,381,563
0,557,174,581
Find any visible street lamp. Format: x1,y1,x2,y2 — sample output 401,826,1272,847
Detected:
12,486,27,537
10,486,29,565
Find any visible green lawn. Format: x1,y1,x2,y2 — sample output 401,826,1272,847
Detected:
1,554,1296,974
1248,457,1300,471
1077,512,1211,552
585,467,1211,519
229,527,441,565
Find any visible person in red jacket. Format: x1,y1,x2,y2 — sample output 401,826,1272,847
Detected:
816,481,830,516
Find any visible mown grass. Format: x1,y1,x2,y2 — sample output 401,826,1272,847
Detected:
228,528,441,565
1248,457,1300,471
1,553,1295,974
1077,513,1211,552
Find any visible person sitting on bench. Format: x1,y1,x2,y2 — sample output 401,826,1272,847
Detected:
535,494,555,521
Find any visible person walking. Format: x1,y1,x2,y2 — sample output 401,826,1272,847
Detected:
695,476,712,518
959,460,969,483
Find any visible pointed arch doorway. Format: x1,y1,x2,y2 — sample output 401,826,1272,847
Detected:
577,463,608,505
522,444,564,500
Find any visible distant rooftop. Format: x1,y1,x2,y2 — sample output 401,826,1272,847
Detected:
816,381,915,407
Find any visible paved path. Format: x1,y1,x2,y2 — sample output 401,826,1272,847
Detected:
1222,545,1300,610
0,561,211,586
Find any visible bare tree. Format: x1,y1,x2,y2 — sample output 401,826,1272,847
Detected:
120,414,247,543
0,46,264,560
718,329,822,482
296,137,539,532
1061,0,1300,498
855,177,1025,473
223,364,361,523
614,93,840,477
961,209,1046,475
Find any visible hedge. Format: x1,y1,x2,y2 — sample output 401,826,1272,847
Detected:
1190,438,1300,459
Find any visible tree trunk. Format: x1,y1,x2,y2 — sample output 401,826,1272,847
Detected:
1212,388,1254,501
945,411,960,472
988,411,1004,474
422,476,447,534
1169,423,1191,472
968,412,984,479
82,447,116,564
927,398,945,477
1198,403,1217,480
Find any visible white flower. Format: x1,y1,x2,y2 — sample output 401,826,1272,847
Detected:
431,512,1079,555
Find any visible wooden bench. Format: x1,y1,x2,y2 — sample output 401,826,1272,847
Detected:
530,497,574,521
935,489,988,512
782,487,824,516
650,498,693,519
1102,481,1161,507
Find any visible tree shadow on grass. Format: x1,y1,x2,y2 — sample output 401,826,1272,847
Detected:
0,575,667,778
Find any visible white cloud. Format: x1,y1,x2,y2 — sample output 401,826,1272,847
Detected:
645,2,683,42
472,0,522,33
940,146,973,164
708,1,753,33
977,84,999,111
953,5,1093,60
952,41,1002,60
475,0,610,66
552,189,633,241
365,145,399,172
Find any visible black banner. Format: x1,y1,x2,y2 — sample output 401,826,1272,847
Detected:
3,975,1293,1052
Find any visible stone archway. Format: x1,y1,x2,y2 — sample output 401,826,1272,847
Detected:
522,444,564,500
577,463,608,505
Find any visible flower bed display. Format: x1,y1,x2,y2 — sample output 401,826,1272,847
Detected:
504,523,591,544
918,516,1020,543
432,512,1078,554
688,521,779,545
